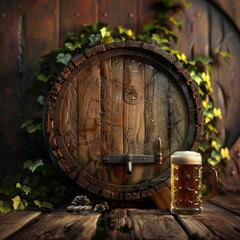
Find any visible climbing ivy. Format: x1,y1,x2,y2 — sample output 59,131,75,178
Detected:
0,0,230,213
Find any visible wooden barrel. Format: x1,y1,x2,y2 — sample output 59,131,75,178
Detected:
44,40,203,200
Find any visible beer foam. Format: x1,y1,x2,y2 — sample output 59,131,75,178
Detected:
171,151,202,165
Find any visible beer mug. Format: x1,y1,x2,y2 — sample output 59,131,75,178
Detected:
170,151,218,215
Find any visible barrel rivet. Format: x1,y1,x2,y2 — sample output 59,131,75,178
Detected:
103,12,108,17
129,13,134,18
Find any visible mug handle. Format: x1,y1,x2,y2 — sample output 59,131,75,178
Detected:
201,165,218,200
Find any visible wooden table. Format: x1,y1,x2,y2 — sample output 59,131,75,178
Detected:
0,193,240,240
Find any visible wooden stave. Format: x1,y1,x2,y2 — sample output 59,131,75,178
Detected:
44,40,203,200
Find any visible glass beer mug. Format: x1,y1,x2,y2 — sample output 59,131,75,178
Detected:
170,151,218,215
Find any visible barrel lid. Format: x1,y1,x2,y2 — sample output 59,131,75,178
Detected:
44,40,203,200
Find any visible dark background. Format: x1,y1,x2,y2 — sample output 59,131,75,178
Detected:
0,0,240,190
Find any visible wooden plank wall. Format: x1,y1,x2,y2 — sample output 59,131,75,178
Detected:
0,0,239,190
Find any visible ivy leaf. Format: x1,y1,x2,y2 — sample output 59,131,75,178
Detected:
208,158,218,166
198,142,209,152
56,53,72,65
118,26,136,39
196,56,213,65
16,183,31,195
143,23,159,32
88,33,101,43
0,200,12,213
218,50,231,62
21,119,33,129
12,196,28,210
37,95,45,106
100,27,111,38
100,36,114,44
37,74,51,83
65,42,81,51
221,148,230,160
34,200,53,210
190,72,203,85
21,119,41,133
176,53,188,64
24,159,44,173
152,34,169,44
26,123,42,133
213,108,222,119
211,139,222,151
206,123,219,134
211,150,222,163
169,16,182,28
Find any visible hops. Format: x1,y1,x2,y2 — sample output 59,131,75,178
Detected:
93,202,109,213
66,205,93,212
71,195,91,206
66,195,109,214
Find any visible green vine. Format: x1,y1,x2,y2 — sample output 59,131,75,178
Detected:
0,0,230,213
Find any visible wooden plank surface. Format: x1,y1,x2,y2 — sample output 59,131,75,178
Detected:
0,211,42,240
104,208,188,240
0,194,240,239
7,211,101,240
176,200,240,240
209,193,240,217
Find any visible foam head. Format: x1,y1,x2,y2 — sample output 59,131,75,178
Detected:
171,151,202,165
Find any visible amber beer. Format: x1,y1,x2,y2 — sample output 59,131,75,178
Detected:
170,151,218,215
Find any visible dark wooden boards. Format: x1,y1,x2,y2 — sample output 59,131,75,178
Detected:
0,0,23,176
176,201,240,240
1,193,240,239
6,211,101,240
0,211,41,239
103,209,188,240
209,193,240,216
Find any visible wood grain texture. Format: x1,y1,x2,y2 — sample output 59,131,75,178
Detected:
77,63,101,177
0,0,239,192
61,80,78,160
212,0,240,30
99,0,138,32
0,211,42,239
8,211,101,240
0,0,23,176
100,57,124,184
137,0,158,32
210,193,240,217
60,0,98,46
176,201,240,240
23,0,59,117
46,41,202,199
221,136,240,192
1,194,240,239
174,0,240,147
104,208,188,240
123,57,145,184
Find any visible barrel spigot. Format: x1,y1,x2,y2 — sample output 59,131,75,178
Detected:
125,154,133,175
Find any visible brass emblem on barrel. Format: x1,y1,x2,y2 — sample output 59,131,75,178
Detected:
124,85,139,105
